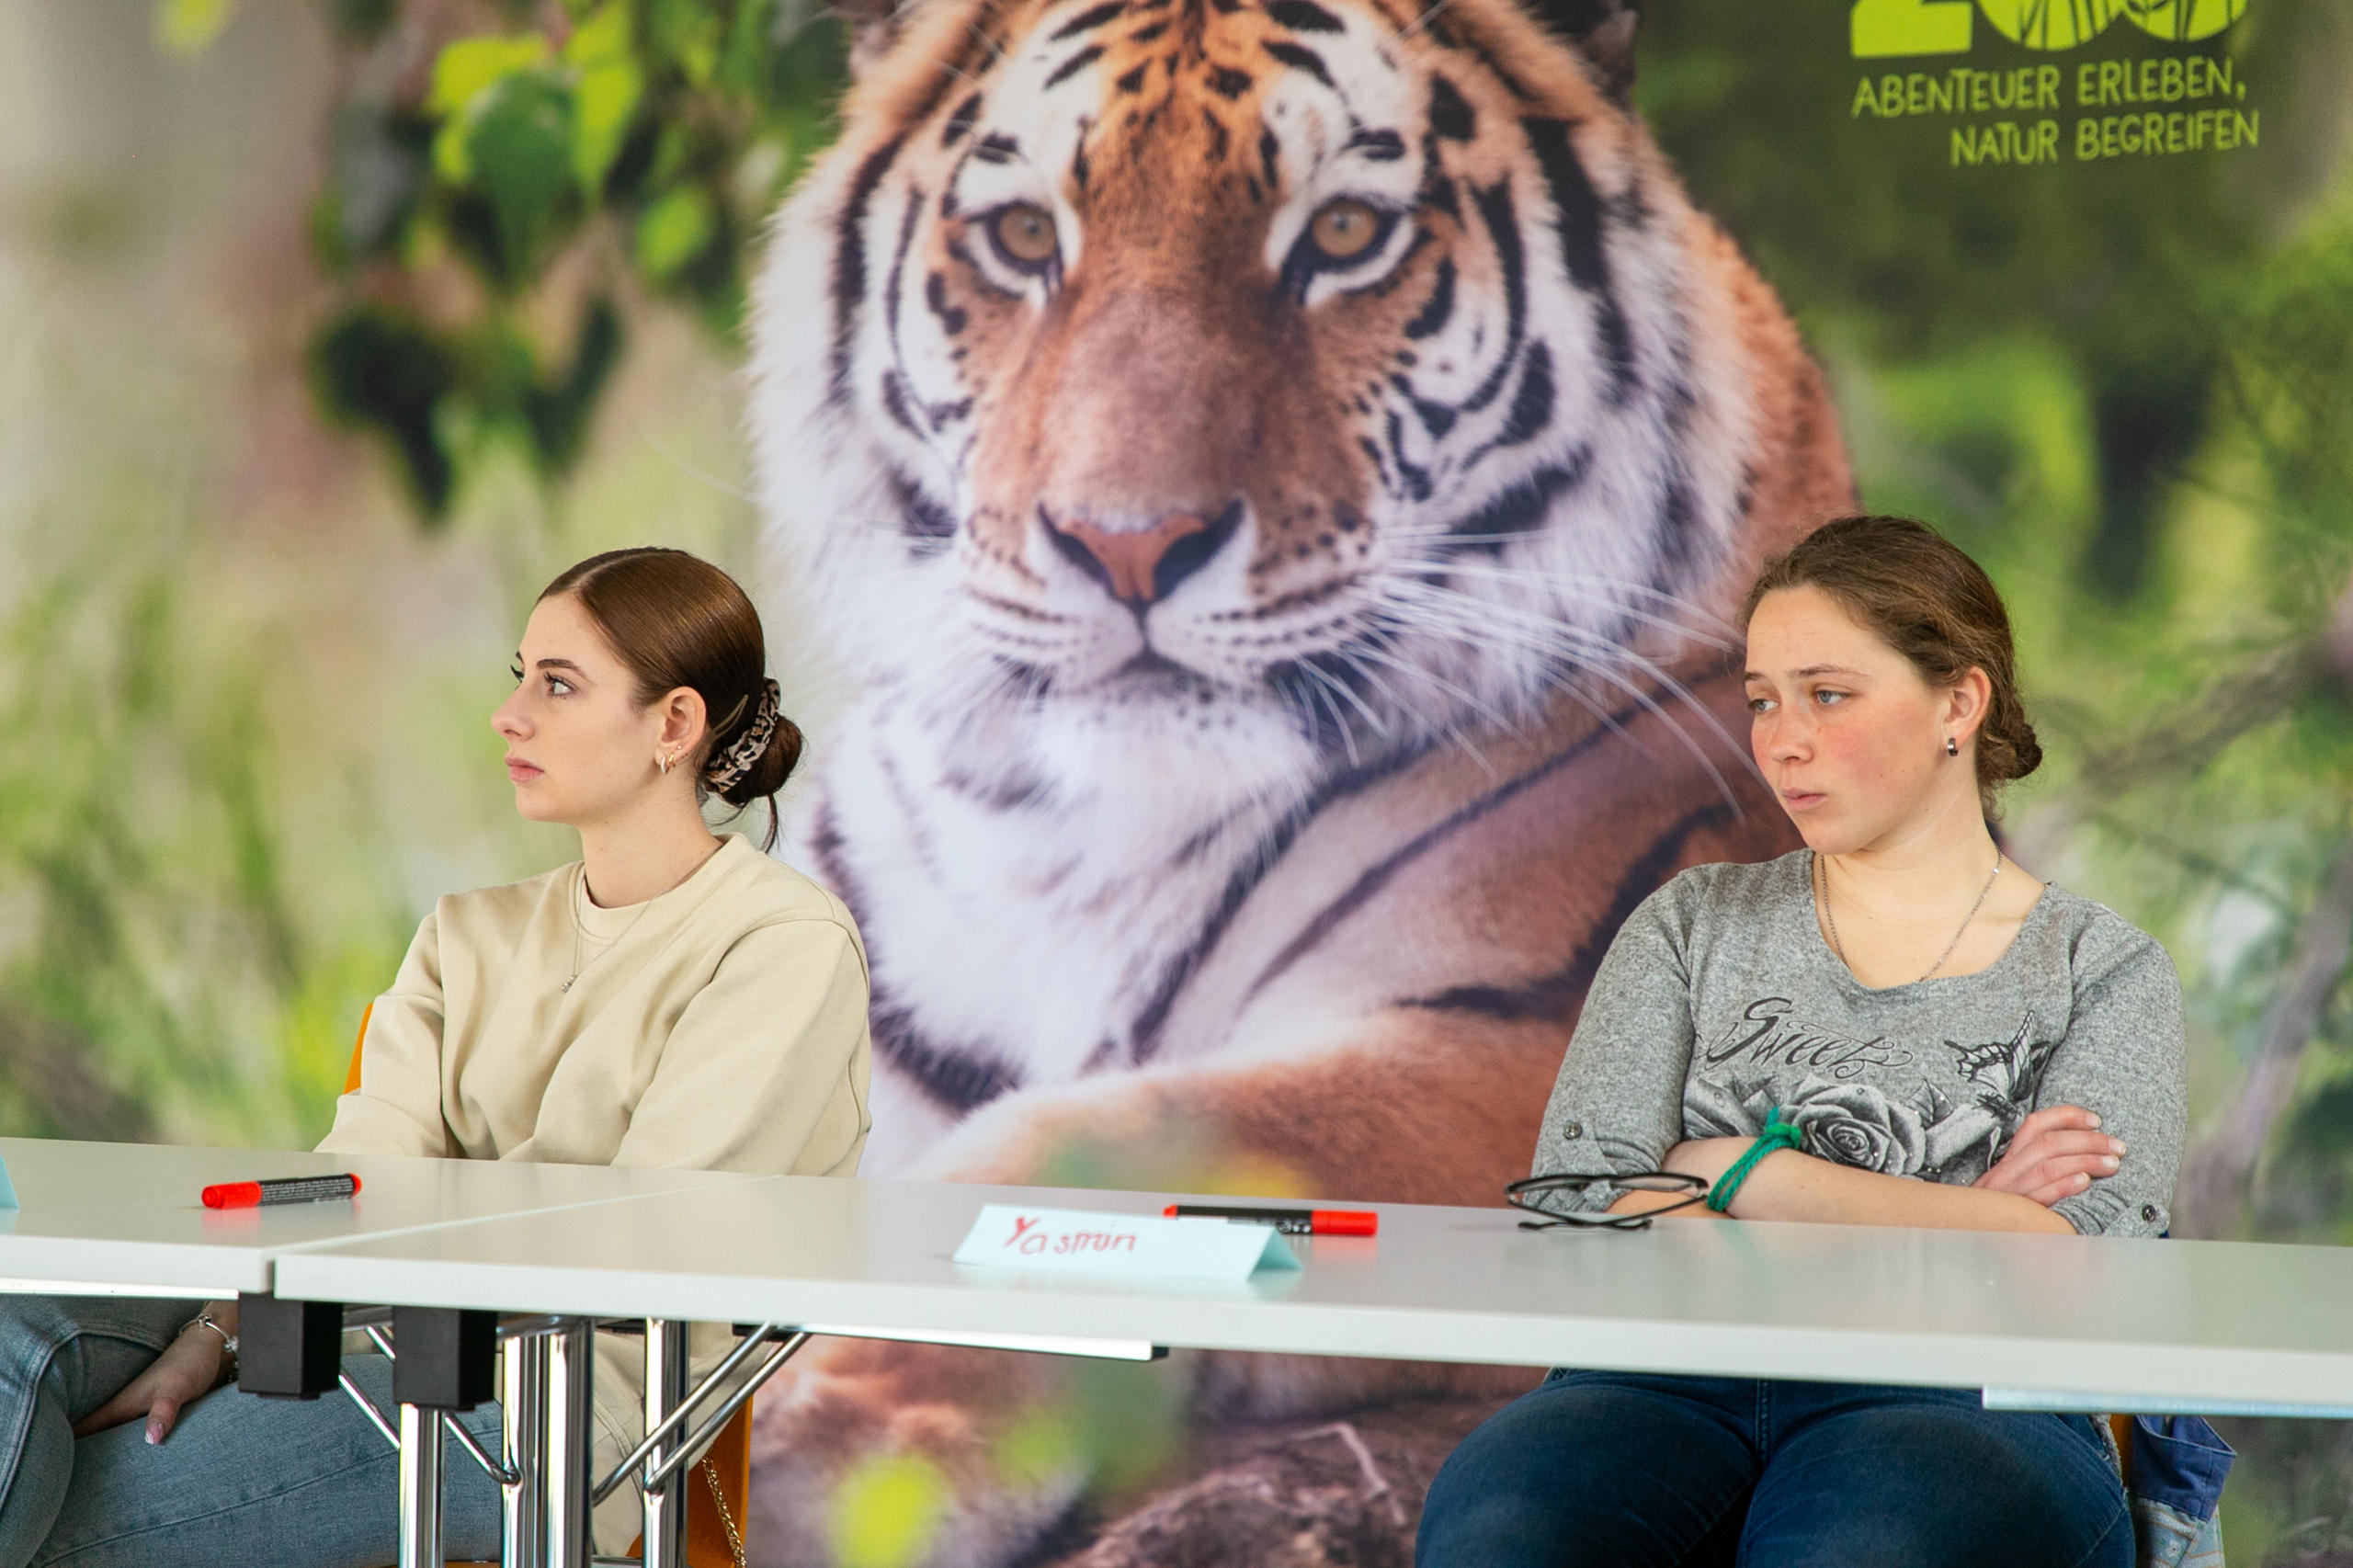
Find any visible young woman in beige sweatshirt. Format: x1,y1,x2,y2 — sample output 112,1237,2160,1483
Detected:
0,547,871,1567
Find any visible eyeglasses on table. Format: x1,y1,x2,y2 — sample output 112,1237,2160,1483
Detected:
1504,1170,1709,1231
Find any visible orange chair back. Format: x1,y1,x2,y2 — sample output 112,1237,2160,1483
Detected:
347,1004,371,1094
344,1012,752,1568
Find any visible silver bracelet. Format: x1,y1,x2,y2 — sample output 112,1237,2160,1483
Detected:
183,1308,237,1366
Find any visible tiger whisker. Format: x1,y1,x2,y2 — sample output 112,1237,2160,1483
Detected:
1290,657,1387,753
1375,546,1733,619
1285,661,1371,767
964,19,1006,62
1370,583,1750,804
1376,543,1733,612
1336,641,1503,776
1381,568,1734,650
1547,651,1746,812
1375,578,1642,663
1379,574,1751,761
1550,627,1755,775
1381,560,1739,644
926,51,981,86
1379,0,1464,55
1345,631,1522,744
640,430,758,504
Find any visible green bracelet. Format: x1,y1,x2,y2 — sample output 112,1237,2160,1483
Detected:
1707,1110,1802,1213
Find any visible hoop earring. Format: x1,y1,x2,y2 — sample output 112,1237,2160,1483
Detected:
657,751,672,775
1945,736,1960,757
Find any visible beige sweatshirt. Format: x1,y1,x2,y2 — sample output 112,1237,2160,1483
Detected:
319,834,871,1546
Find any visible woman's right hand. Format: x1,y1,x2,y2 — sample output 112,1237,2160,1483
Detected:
72,1321,227,1445
1972,1106,2125,1209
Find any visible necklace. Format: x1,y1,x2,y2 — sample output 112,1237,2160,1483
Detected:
1815,847,2002,985
562,841,722,994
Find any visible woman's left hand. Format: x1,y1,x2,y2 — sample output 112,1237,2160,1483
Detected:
72,1322,227,1445
1972,1105,2123,1208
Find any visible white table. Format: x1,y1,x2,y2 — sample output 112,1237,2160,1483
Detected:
28,1150,2353,1568
0,1138,767,1568
0,1137,765,1297
278,1173,2353,1568
276,1174,2353,1420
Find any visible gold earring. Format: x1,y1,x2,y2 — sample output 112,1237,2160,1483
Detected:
657,751,672,775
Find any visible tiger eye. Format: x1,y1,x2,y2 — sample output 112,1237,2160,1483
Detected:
993,203,1059,266
1310,199,1381,260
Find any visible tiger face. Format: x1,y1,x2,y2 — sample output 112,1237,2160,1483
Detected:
752,0,1758,819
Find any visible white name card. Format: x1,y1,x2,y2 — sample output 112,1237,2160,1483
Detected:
952,1204,1300,1282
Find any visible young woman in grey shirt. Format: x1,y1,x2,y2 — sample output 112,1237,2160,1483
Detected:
1419,515,2190,1568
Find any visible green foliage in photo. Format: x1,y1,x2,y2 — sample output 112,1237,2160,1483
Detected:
300,0,850,517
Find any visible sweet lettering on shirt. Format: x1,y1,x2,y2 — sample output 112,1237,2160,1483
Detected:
1685,1010,2060,1181
1697,997,1916,1080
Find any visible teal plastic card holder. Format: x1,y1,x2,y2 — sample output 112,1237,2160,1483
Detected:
0,1148,17,1209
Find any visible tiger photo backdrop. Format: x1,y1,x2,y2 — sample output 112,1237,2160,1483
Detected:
3,0,2352,1562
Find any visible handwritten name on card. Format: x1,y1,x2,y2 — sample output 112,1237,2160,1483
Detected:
952,1205,1301,1282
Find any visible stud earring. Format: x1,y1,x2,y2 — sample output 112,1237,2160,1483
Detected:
1946,736,1960,757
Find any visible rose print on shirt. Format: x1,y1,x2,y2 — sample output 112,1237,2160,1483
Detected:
1687,1074,1931,1176
1780,1080,1934,1175
1683,1012,2061,1182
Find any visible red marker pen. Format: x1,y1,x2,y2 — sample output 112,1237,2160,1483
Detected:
1163,1203,1377,1237
201,1174,362,1210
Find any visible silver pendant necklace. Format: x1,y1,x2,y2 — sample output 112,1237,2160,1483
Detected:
562,866,654,994
561,841,725,993
1816,847,2003,985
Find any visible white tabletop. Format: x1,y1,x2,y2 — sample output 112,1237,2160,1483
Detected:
272,1176,2353,1416
0,1138,766,1298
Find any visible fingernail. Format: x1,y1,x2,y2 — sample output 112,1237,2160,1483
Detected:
2101,1155,2120,1170
2086,1114,2101,1127
144,1422,161,1445
2111,1141,2127,1153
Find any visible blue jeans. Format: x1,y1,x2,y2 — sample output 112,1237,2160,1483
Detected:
0,1296,504,1568
1418,1370,2132,1568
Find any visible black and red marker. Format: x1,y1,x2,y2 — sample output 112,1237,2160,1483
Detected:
201,1174,362,1210
1163,1203,1377,1237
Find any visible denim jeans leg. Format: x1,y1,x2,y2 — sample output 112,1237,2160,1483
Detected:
1417,1371,1759,1568
30,1351,506,1568
0,1296,196,1568
1738,1388,2131,1568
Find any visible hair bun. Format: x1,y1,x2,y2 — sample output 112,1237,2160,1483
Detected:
732,714,805,808
1987,717,2042,786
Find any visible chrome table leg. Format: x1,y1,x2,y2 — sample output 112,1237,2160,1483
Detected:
397,1402,445,1568
641,1320,690,1568
545,1319,595,1568
501,1332,549,1568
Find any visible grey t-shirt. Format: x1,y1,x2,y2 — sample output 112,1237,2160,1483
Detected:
1533,850,2187,1236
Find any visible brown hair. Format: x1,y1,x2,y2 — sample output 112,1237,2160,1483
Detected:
1742,515,2041,815
540,548,802,845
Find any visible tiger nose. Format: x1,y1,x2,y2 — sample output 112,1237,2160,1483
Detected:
1047,505,1241,605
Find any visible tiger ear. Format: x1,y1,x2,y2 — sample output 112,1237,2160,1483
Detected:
831,0,915,77
1537,0,1637,108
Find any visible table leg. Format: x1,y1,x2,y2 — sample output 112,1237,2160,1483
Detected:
501,1333,548,1568
545,1319,595,1568
641,1319,689,1568
397,1402,445,1568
